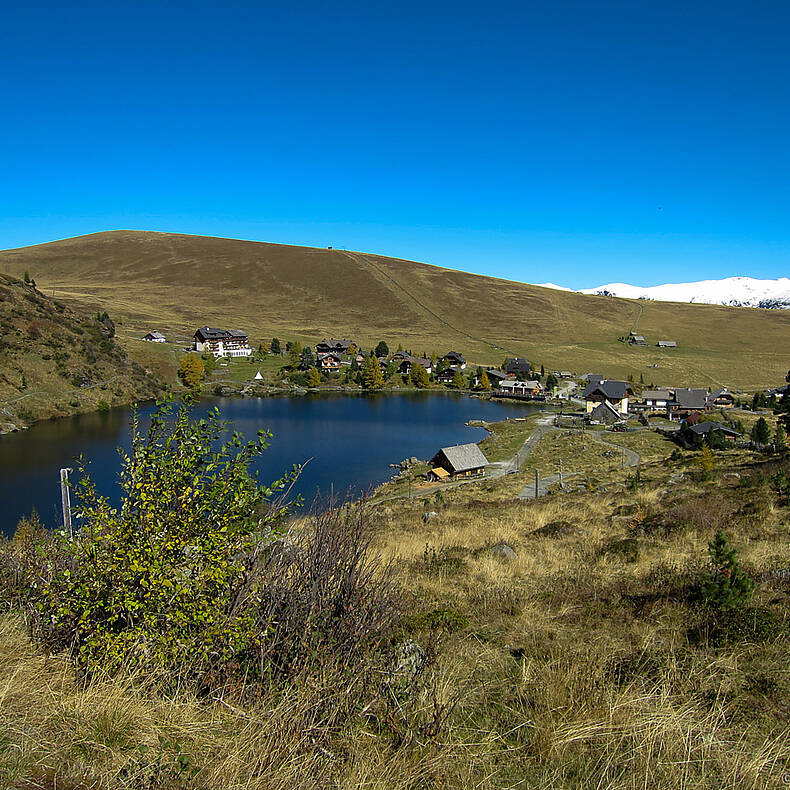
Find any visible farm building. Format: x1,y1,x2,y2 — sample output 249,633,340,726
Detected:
428,443,489,480
142,331,166,342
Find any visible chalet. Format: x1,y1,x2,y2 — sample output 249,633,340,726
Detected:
707,389,735,408
476,369,507,387
498,379,543,398
560,371,573,379
193,327,252,357
642,389,671,409
582,380,632,415
688,421,740,442
589,401,623,425
142,331,166,343
628,333,647,346
657,340,678,348
583,373,605,384
315,338,355,354
442,351,466,370
396,355,432,375
505,358,532,376
428,443,489,480
435,367,461,384
317,352,342,371
670,388,708,415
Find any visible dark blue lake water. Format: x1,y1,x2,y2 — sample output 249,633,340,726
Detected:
0,393,540,535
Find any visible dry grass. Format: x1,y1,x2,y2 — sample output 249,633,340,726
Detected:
3,231,790,387
3,451,790,787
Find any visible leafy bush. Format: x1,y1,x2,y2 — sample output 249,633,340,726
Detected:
20,398,400,692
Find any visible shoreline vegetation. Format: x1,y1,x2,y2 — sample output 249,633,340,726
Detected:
2,396,790,788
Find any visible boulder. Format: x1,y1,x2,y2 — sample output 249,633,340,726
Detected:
487,541,517,560
422,511,439,523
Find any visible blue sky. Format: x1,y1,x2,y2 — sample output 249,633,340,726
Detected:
1,1,788,288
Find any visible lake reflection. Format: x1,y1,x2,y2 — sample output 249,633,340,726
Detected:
0,392,540,535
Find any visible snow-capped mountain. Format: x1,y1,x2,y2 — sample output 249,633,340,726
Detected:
537,277,790,309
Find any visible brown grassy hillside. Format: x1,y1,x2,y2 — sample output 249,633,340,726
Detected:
0,272,163,430
1,231,788,388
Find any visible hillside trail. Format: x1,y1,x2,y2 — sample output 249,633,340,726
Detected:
342,251,514,355
517,425,641,499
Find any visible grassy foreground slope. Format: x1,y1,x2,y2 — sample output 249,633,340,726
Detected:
0,273,163,429
1,230,789,388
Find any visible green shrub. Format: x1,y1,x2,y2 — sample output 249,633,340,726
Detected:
30,398,294,679
700,530,754,609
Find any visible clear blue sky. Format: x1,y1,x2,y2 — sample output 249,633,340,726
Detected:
1,1,788,288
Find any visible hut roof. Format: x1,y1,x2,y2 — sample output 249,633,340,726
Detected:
434,443,489,473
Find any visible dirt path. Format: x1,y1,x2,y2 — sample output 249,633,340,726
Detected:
517,428,641,499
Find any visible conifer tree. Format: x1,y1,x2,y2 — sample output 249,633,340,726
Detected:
700,530,755,609
361,355,384,390
410,364,431,388
374,340,389,358
450,369,465,389
774,423,787,452
270,337,281,355
306,367,321,387
476,370,491,391
751,417,771,446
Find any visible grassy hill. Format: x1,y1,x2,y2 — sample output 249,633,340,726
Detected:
1,230,788,389
0,272,164,430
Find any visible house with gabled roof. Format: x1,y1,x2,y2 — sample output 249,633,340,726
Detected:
441,351,466,370
582,380,633,415
142,330,166,343
589,401,623,425
505,357,532,376
670,388,708,415
317,351,342,371
315,338,355,354
428,443,488,480
194,326,252,357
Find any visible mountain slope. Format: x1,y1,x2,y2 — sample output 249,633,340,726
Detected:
0,272,163,430
1,231,789,389
540,276,790,308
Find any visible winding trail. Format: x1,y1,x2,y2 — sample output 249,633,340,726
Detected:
371,413,644,506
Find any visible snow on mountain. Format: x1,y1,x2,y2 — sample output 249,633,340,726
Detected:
538,277,790,309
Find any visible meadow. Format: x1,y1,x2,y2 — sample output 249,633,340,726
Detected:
2,230,790,389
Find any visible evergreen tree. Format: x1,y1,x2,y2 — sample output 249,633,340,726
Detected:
374,340,389,358
450,369,464,389
306,367,321,387
639,373,645,384
545,372,559,391
23,270,30,284
350,356,360,373
700,530,755,609
540,364,545,377
270,337,281,355
774,423,787,452
300,346,316,370
360,355,384,390
288,341,303,367
410,364,431,389
751,417,771,446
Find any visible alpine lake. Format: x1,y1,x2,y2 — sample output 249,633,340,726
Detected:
0,392,543,536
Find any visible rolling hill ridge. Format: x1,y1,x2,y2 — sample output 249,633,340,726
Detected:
1,231,788,389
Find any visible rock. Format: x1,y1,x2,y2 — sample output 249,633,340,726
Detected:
487,541,517,560
388,640,427,686
531,520,587,538
668,472,686,484
423,511,439,523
